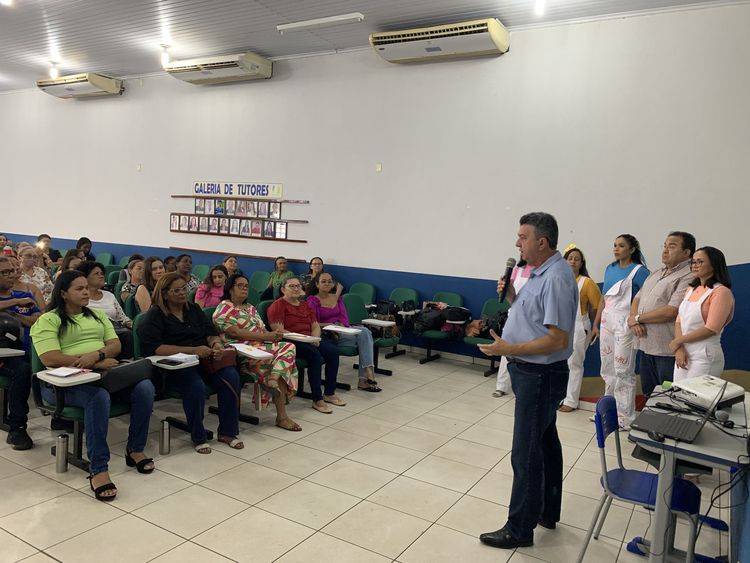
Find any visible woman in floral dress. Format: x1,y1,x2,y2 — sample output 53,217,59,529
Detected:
213,274,301,431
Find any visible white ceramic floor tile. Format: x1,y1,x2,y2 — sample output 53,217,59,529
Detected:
516,523,623,563
47,514,183,563
0,439,62,470
562,467,603,500
307,458,396,498
559,491,633,541
322,500,431,559
134,485,248,538
380,426,451,453
207,429,289,461
0,491,121,549
252,416,326,441
361,403,423,425
400,523,513,563
429,402,494,423
0,456,26,480
149,541,234,562
0,471,72,517
346,440,427,473
467,470,514,506
457,424,515,449
155,447,245,483
367,475,462,521
295,427,372,457
405,413,473,437
275,532,391,563
199,460,299,504
404,455,487,493
474,411,516,432
330,414,400,439
433,438,508,470
193,507,314,562
15,553,58,563
557,426,595,449
437,494,509,537
0,528,37,563
89,468,192,512
252,443,339,478
257,479,360,529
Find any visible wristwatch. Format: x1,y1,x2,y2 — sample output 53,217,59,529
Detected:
635,314,641,325
98,350,106,362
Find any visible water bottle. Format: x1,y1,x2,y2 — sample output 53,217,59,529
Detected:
159,419,170,455
55,434,69,473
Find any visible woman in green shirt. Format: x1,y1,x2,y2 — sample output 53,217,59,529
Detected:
31,271,155,502
261,256,295,300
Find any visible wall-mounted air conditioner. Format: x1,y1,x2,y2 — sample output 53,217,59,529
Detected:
36,73,124,99
369,18,509,63
164,52,272,85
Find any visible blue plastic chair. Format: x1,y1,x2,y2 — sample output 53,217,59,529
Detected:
576,396,701,562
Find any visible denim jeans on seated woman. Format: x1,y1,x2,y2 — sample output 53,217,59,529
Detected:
41,379,155,474
166,365,240,444
336,326,374,378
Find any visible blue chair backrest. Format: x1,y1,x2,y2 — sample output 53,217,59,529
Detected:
594,395,620,448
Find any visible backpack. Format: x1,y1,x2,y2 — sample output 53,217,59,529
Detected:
373,300,398,316
442,306,472,323
413,308,445,335
479,310,509,340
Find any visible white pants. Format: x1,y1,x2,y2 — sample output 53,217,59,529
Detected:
600,311,637,426
563,320,590,408
674,345,725,383
496,356,511,393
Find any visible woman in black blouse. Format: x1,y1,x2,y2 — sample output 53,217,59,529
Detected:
137,272,243,454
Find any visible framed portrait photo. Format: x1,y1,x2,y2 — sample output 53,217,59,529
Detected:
179,215,189,231
263,220,275,238
275,221,288,239
170,214,179,231
229,218,240,235
205,199,215,215
215,199,226,216
209,217,219,234
250,220,262,237
226,199,236,216
269,202,281,219
257,201,269,218
240,219,251,237
194,198,205,215
219,217,230,234
199,216,209,233
237,200,247,217
189,216,199,232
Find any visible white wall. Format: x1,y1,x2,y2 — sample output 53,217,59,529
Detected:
1,3,749,280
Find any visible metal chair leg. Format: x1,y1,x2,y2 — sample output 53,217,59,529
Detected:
593,495,613,539
577,493,609,563
684,514,698,563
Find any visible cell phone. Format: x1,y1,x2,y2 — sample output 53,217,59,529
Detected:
156,359,181,366
589,335,598,347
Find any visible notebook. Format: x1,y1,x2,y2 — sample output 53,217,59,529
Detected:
631,380,728,443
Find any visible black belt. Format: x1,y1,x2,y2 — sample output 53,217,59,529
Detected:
507,358,567,368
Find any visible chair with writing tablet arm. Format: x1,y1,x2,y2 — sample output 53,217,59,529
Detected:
419,291,464,365
463,298,510,376
342,293,398,377
348,282,376,307
384,287,419,359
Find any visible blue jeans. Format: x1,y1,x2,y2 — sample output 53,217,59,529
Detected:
506,360,569,540
638,351,675,397
168,366,240,444
41,379,155,474
337,326,374,378
294,340,339,401
1,356,31,430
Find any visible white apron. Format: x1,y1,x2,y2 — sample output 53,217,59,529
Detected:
496,269,532,393
673,286,725,382
563,276,591,408
599,265,642,427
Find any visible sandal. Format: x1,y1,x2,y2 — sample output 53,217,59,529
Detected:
358,381,382,392
218,436,244,449
323,395,347,407
88,473,117,502
125,450,155,474
194,443,212,454
276,418,302,432
365,378,379,386
312,401,333,414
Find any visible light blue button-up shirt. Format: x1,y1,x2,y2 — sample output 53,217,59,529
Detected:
503,251,578,364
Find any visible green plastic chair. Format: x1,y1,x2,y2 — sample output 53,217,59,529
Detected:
464,298,511,376
30,344,131,472
192,264,209,281
124,293,141,319
105,267,122,285
114,281,126,306
247,287,261,306
188,288,198,303
348,282,376,306
343,293,399,376
256,300,274,328
95,253,113,266
420,291,464,364
249,271,271,294
118,255,131,267
386,287,419,358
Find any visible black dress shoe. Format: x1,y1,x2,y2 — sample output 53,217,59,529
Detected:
537,517,557,530
6,428,33,451
50,417,75,432
479,526,533,549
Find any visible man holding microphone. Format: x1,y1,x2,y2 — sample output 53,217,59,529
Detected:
478,212,578,549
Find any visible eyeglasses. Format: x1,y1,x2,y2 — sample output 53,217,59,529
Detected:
168,286,189,294
0,268,15,276
690,259,706,266
235,284,249,290
286,284,302,289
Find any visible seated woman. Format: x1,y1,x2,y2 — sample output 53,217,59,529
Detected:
137,272,243,453
223,256,241,277
37,234,62,265
75,237,96,261
8,256,45,310
267,277,343,413
213,274,301,431
118,254,145,284
134,256,165,313
30,271,155,502
120,259,144,304
54,250,84,281
308,273,381,392
163,256,177,273
17,245,54,303
175,254,201,292
261,256,294,301
300,257,343,297
195,265,228,308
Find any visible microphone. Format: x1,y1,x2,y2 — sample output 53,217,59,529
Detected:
499,257,517,303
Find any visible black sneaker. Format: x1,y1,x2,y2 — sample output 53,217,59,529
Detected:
6,428,34,450
50,417,75,432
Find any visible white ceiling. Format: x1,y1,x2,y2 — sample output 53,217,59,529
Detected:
0,0,739,92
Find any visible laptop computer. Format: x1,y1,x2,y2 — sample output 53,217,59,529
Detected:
631,380,728,443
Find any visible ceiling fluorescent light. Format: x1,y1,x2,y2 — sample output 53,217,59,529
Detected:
535,0,546,16
160,44,170,66
276,12,364,34
49,63,59,79
0,0,13,6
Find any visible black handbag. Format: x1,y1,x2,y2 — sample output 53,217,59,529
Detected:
95,358,153,394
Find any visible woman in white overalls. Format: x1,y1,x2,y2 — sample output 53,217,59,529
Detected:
591,235,649,428
670,247,734,382
493,260,534,397
559,245,602,412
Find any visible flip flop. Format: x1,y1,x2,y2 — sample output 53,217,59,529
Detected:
194,442,212,454
323,395,347,406
312,401,333,414
276,418,302,431
218,436,244,449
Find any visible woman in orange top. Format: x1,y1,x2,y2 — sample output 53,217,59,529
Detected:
670,246,734,382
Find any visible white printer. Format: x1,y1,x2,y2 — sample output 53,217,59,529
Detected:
671,375,745,411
